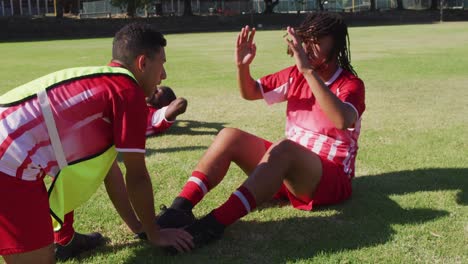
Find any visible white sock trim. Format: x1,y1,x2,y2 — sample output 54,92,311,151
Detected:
188,176,208,195
233,190,251,213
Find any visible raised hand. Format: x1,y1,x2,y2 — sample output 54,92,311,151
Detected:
284,26,312,74
236,26,257,67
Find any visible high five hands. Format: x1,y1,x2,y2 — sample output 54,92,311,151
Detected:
236,25,313,74
284,26,313,74
236,26,257,67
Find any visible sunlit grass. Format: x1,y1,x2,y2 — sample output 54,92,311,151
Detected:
0,22,467,263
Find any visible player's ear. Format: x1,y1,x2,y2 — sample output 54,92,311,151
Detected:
135,54,146,72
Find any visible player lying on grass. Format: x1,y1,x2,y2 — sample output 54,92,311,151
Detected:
145,86,188,136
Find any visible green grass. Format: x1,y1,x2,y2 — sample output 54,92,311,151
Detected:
1,22,467,263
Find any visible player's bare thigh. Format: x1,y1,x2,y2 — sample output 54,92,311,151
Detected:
273,139,323,198
196,127,268,176
3,244,55,264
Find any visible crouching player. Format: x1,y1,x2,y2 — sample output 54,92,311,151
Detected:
54,85,188,260
0,23,193,264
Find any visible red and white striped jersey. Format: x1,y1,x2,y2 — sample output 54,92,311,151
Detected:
145,106,174,136
258,66,365,177
0,68,148,181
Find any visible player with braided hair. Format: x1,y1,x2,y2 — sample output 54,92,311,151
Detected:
291,12,356,76
157,12,366,250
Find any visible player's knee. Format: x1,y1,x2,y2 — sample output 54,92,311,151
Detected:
217,127,240,140
268,139,296,162
216,127,247,146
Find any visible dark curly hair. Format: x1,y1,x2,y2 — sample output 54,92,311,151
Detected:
159,86,176,102
289,12,357,76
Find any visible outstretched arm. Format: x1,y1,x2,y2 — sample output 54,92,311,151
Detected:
285,26,358,129
164,97,187,121
104,160,142,234
122,152,193,252
236,26,263,100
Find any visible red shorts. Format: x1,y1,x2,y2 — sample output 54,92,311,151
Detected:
263,140,352,211
0,172,53,255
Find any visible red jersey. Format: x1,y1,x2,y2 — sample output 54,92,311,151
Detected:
258,67,365,177
0,66,148,181
145,106,174,136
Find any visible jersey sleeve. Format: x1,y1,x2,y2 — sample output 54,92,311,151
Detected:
149,106,174,134
258,66,295,105
337,77,366,119
111,80,148,153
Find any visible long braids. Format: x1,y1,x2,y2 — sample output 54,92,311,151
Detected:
291,12,357,76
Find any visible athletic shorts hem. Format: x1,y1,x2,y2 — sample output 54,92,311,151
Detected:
0,242,53,256
0,172,54,255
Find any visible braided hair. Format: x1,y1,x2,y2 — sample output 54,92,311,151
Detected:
289,12,357,76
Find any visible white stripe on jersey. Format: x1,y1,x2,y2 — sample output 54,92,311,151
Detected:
115,148,146,153
233,190,251,213
325,68,343,86
150,106,167,127
71,113,104,130
288,131,301,146
342,143,355,174
0,165,18,178
327,139,343,161
298,132,312,148
0,101,41,144
311,134,328,155
260,78,292,105
0,124,54,180
56,89,94,112
188,176,208,195
38,90,68,169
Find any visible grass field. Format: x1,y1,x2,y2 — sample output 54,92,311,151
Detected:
0,22,467,263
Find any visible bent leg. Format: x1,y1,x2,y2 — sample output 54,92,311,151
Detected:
160,128,270,227
0,173,54,263
185,139,324,248
212,139,322,226
244,139,322,204
195,127,268,187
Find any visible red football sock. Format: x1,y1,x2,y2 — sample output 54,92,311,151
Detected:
212,186,257,226
54,211,75,246
177,171,211,207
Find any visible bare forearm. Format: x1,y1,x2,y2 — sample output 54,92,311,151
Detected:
125,172,158,240
165,98,187,121
237,65,262,100
303,70,356,129
104,162,142,234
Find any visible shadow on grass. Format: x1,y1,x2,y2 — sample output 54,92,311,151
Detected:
115,119,226,161
229,167,467,263
81,168,466,263
143,119,225,156
155,119,227,137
